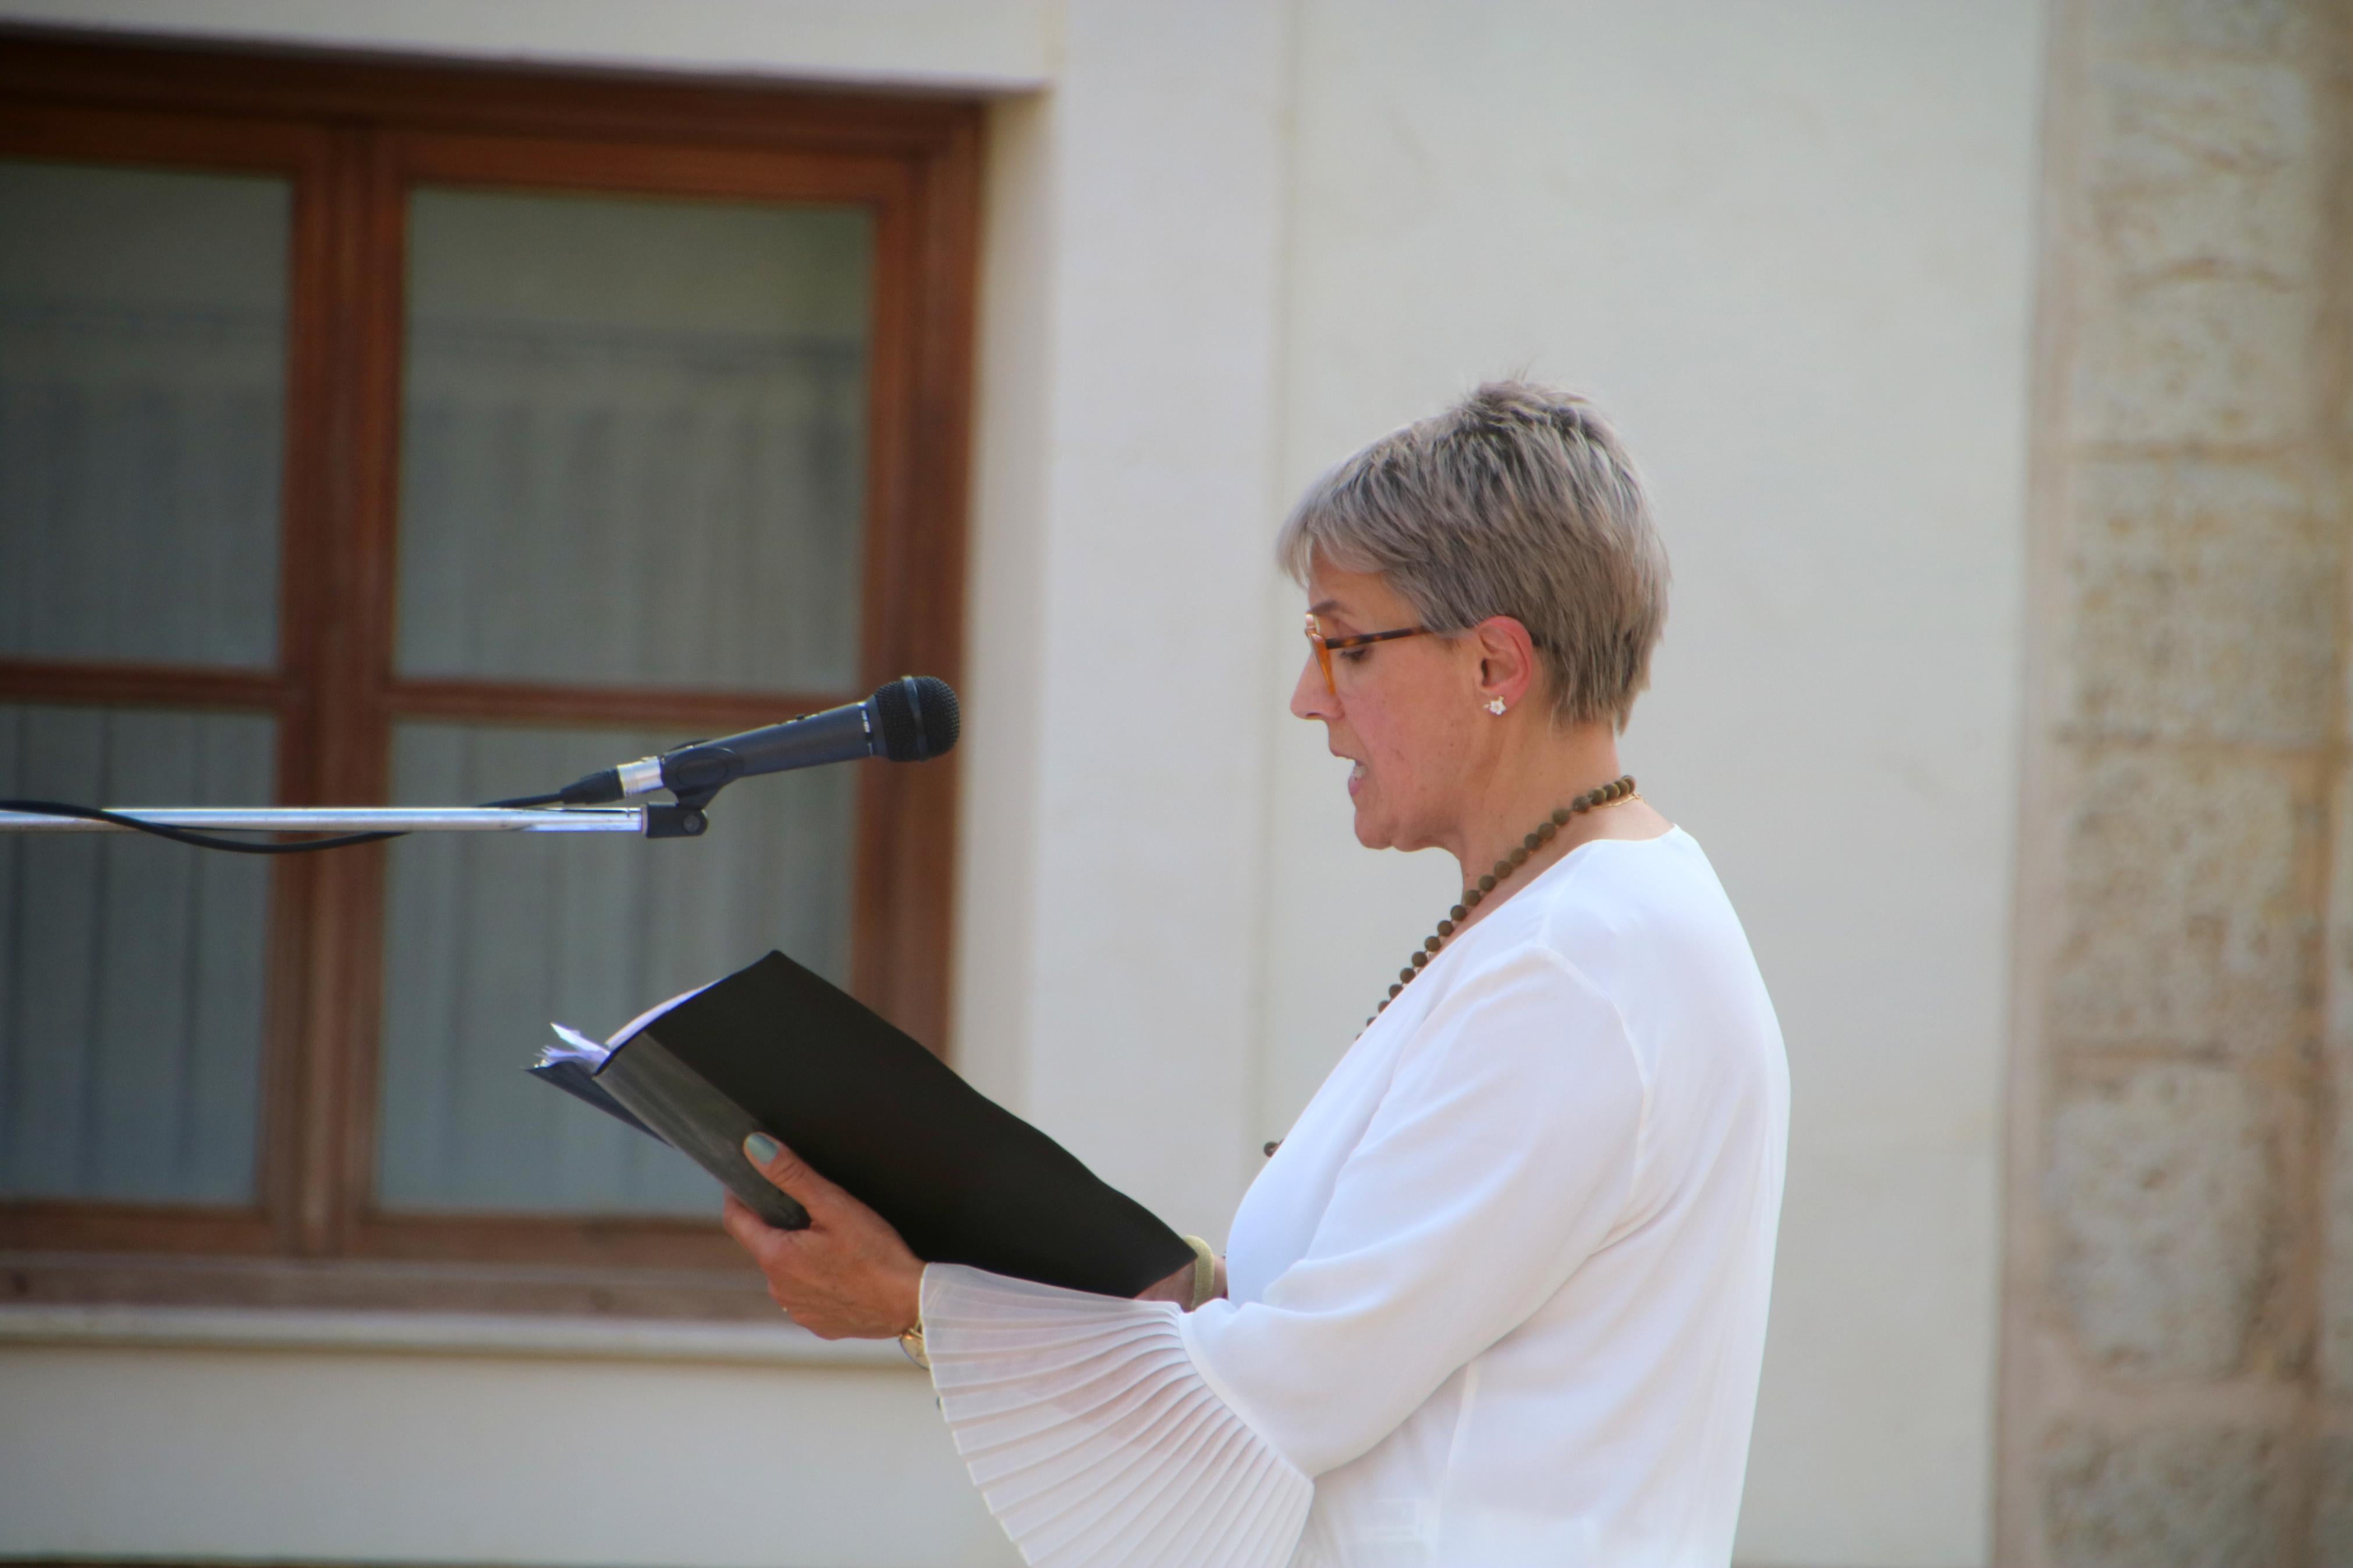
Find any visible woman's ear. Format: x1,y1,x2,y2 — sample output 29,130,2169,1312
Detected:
1470,616,1541,714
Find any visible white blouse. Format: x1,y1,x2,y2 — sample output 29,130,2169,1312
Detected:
922,827,1789,1567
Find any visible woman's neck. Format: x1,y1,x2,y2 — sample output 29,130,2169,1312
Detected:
1443,720,1669,931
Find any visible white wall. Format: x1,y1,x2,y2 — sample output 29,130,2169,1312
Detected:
0,3,2043,1566
1,1337,1008,1566
1258,6,2043,1565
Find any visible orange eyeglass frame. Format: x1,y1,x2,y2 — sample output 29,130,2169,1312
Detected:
1303,613,1433,695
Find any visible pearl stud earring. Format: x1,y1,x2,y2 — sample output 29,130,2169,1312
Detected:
1486,698,1507,716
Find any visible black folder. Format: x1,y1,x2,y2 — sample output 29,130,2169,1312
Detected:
530,950,1191,1299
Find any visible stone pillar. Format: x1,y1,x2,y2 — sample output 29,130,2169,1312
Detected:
2004,1,2351,1564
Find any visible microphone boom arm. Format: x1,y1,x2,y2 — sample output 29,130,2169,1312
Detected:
0,805,654,836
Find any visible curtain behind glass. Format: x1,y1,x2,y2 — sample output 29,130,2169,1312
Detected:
0,160,286,668
394,189,869,692
0,706,274,1204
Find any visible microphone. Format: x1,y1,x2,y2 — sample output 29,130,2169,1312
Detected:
556,676,960,805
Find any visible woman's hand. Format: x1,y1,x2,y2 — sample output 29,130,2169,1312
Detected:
721,1133,924,1339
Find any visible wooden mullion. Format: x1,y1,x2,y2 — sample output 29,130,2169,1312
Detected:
286,123,403,1260
846,115,976,1050
386,680,856,737
0,1203,279,1256
398,129,908,206
893,112,979,1051
0,95,325,173
253,117,345,1258
0,32,975,158
0,661,288,713
846,161,918,1033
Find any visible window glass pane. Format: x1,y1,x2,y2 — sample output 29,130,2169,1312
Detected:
393,188,871,692
0,704,274,1204
0,161,287,668
373,720,853,1215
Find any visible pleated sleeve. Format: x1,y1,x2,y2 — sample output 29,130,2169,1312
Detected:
921,1264,1314,1567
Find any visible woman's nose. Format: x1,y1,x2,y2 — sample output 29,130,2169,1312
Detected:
1290,654,1335,721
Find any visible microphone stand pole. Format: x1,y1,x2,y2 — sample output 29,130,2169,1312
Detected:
0,805,656,836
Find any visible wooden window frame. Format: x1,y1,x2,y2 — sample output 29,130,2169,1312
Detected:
0,31,978,1317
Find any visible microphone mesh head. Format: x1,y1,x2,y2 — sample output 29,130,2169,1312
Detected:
871,675,961,762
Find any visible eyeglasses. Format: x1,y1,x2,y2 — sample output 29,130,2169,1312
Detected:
1303,613,1433,695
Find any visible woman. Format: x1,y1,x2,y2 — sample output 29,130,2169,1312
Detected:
723,382,1789,1567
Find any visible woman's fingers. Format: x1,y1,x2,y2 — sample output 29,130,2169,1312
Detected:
720,1191,783,1256
719,1146,926,1340
740,1131,847,1214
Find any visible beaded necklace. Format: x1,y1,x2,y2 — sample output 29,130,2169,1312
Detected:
1367,774,1638,1028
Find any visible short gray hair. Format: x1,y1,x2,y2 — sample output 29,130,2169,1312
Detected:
1277,382,1669,731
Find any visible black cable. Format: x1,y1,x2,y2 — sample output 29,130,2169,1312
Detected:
0,794,588,855
0,799,406,855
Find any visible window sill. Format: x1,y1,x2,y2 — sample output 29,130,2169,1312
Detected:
0,1302,911,1367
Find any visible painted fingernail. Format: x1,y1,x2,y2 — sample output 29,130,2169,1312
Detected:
743,1132,780,1164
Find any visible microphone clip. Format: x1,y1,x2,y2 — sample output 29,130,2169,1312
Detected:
644,797,714,839
643,742,723,839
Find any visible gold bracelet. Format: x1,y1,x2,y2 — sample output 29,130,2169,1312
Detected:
1181,1234,1218,1311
